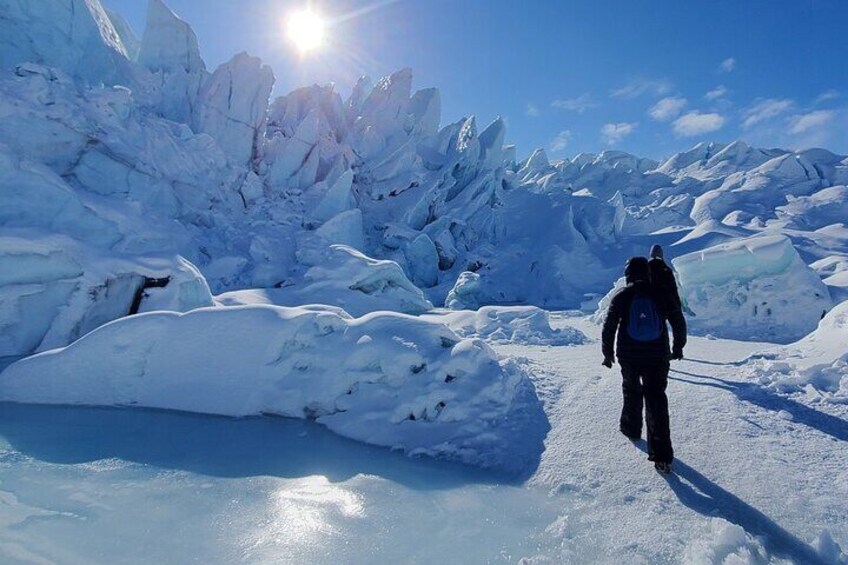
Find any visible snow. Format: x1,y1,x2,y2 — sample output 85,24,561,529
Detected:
220,245,432,316
445,271,484,309
2,312,846,563
0,305,545,474
745,300,848,403
673,235,832,342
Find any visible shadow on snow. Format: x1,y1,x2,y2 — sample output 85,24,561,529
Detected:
631,441,826,564
0,402,542,490
670,369,848,443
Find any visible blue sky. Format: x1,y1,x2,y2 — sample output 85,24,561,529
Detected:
104,0,848,160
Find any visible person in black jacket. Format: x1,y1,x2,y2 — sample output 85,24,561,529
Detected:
647,244,682,310
602,256,687,473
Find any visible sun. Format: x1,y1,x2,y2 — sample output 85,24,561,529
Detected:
286,9,326,54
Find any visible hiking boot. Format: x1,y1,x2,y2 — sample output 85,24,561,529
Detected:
654,461,672,475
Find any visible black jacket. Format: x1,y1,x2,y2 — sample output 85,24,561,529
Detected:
648,257,682,310
602,280,687,361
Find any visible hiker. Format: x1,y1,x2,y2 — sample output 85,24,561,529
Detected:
647,244,682,310
601,256,687,474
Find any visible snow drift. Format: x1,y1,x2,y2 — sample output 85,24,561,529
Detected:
746,300,848,403
0,305,548,473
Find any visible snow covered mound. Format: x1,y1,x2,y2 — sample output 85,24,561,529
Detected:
217,245,433,316
673,236,832,343
0,305,546,473
426,306,588,346
746,300,848,403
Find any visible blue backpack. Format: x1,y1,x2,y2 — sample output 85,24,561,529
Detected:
627,294,662,341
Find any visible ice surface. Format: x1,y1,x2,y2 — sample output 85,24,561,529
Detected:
0,0,131,86
138,0,207,123
0,403,560,563
3,314,847,564
193,52,274,166
0,305,546,473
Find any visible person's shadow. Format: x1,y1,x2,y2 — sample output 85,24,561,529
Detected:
631,442,828,564
670,367,848,443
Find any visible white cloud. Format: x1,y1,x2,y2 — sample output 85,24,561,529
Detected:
742,98,794,128
649,96,687,121
789,110,836,134
600,122,637,145
719,57,736,72
705,85,728,101
672,111,726,137
815,89,840,104
525,103,539,117
551,93,599,113
610,78,672,99
550,130,573,152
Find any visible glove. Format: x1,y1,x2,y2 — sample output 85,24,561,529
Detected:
670,349,684,361
602,357,614,368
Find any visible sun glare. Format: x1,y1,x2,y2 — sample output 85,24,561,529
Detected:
286,9,326,54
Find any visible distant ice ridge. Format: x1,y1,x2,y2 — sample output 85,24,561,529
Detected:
673,235,832,343
0,305,548,474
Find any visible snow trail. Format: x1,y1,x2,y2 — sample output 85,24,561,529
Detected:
499,313,847,563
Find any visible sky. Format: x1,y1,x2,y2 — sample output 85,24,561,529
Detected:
104,0,848,161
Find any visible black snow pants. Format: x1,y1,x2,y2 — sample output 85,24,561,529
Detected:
619,359,674,464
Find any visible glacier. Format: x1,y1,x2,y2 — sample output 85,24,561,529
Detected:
0,0,847,455
1,0,847,339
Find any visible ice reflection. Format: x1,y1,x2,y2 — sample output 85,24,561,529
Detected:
243,475,365,557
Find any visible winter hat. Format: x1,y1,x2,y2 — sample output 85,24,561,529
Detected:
650,244,664,260
624,256,650,283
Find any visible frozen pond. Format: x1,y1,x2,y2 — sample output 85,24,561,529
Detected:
0,403,562,563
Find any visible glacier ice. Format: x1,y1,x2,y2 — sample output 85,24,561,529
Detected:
425,306,588,346
673,235,832,342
